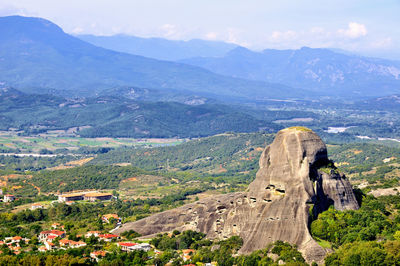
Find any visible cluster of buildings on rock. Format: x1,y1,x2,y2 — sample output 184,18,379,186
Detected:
57,191,113,202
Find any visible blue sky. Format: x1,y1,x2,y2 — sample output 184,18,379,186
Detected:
1,0,399,59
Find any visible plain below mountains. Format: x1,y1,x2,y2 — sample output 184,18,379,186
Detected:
0,15,296,101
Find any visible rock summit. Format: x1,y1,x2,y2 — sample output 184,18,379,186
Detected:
115,127,359,262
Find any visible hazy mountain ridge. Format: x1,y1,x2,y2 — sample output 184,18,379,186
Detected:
0,15,298,101
180,46,400,97
77,34,238,61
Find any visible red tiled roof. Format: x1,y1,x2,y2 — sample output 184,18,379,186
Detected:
84,192,112,197
118,242,137,247
182,249,195,254
91,250,107,257
102,214,119,219
40,230,65,236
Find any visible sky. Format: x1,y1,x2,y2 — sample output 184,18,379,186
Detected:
1,0,399,59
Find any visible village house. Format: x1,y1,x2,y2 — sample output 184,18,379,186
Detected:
31,203,44,210
134,243,151,252
3,194,15,202
181,249,196,262
59,239,87,248
3,236,29,245
46,235,58,242
44,241,55,251
9,245,21,255
51,223,64,230
102,214,120,223
118,242,137,252
38,246,48,252
51,223,61,229
90,250,107,262
84,192,112,202
118,242,152,252
98,233,119,242
39,230,66,241
85,231,101,238
70,241,87,248
58,239,70,247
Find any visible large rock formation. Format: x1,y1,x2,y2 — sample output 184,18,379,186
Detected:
115,127,359,262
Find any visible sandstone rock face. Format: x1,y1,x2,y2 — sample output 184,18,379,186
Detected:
115,127,359,262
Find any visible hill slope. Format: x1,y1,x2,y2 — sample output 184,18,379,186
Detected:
181,46,400,98
0,16,296,101
0,88,274,138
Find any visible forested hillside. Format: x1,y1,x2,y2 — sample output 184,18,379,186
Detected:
0,89,274,138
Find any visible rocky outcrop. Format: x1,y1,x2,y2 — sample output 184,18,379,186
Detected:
115,127,359,262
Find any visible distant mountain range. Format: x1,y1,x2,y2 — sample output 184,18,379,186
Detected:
0,15,297,101
77,34,237,61
180,47,400,98
1,15,400,101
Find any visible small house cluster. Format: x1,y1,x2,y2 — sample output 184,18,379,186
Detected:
0,236,30,255
0,217,154,260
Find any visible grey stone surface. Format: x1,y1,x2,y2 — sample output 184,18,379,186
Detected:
115,127,359,263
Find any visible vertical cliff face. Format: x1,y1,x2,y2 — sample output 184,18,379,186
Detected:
114,127,359,263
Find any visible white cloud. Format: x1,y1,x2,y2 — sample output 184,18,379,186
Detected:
71,27,84,34
0,3,35,17
205,32,218,40
225,28,249,46
270,30,297,42
260,22,372,51
310,27,325,34
160,24,178,38
370,37,393,49
338,22,367,39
